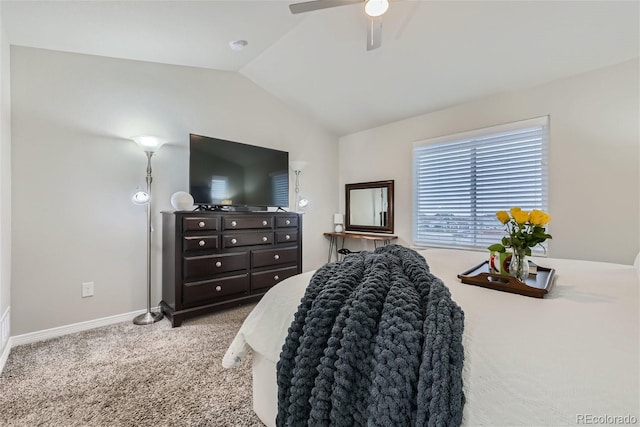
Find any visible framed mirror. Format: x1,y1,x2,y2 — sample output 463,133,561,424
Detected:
345,180,394,234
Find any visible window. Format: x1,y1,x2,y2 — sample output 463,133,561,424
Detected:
413,116,549,253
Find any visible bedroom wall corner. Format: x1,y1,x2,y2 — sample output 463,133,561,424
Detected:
0,3,12,366
10,47,338,336
338,59,640,265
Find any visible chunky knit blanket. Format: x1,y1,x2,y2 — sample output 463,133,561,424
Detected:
276,245,465,427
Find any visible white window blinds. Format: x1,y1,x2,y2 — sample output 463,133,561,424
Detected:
413,117,549,252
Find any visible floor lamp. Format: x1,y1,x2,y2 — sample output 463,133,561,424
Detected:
131,135,166,325
290,160,309,211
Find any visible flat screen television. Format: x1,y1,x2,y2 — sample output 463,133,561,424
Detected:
189,134,289,210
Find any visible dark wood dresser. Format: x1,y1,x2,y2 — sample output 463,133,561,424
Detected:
161,210,302,327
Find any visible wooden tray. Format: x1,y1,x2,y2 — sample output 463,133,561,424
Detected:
457,261,556,298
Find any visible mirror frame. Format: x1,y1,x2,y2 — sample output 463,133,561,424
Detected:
345,180,394,234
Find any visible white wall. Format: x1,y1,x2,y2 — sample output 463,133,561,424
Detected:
339,59,640,265
0,5,11,360
10,46,338,335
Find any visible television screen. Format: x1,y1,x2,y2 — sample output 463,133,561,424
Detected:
189,134,289,209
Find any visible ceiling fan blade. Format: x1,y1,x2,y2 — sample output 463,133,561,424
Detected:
367,16,382,51
289,0,361,14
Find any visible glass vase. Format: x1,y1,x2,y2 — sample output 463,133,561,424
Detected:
509,248,529,282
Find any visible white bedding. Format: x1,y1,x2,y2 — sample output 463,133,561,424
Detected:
223,248,640,426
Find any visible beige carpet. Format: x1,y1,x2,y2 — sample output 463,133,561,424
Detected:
0,305,264,426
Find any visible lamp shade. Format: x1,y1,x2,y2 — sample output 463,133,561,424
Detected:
334,213,344,224
364,0,389,17
290,160,308,172
132,189,150,205
131,135,167,153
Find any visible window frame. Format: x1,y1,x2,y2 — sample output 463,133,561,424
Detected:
412,116,550,254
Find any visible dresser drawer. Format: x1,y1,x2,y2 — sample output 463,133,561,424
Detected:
252,246,298,268
251,266,299,291
183,217,219,232
183,252,248,280
276,230,297,244
183,236,219,252
276,216,298,228
224,232,274,248
223,216,274,230
183,274,250,305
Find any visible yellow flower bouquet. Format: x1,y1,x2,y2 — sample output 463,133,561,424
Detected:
488,207,552,281
488,207,552,256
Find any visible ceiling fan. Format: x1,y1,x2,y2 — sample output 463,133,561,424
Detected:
289,0,390,51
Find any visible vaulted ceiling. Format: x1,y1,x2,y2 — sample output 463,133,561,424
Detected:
2,0,639,136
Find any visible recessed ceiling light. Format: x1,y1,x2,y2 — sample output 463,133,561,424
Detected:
229,40,248,51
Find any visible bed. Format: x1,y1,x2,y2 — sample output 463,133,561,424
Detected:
223,247,639,426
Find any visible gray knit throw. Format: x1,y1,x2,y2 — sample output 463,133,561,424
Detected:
276,245,465,427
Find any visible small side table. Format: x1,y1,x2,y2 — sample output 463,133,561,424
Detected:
323,231,398,262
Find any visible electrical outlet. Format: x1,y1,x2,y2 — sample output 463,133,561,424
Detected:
81,281,94,298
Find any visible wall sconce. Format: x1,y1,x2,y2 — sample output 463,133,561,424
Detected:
290,160,309,211
131,135,167,326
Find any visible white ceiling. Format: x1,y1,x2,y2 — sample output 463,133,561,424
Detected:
2,0,639,136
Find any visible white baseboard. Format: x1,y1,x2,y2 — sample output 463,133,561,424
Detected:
0,307,11,373
9,307,154,347
0,336,10,374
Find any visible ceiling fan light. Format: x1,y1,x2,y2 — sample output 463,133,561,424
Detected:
364,0,389,17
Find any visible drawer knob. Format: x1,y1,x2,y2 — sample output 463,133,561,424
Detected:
262,220,268,226
274,254,280,260
285,219,291,225
231,220,237,227
285,235,291,240
262,236,268,242
198,221,205,228
215,286,222,292
274,275,280,281
199,240,206,247
215,261,222,267
231,238,237,244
